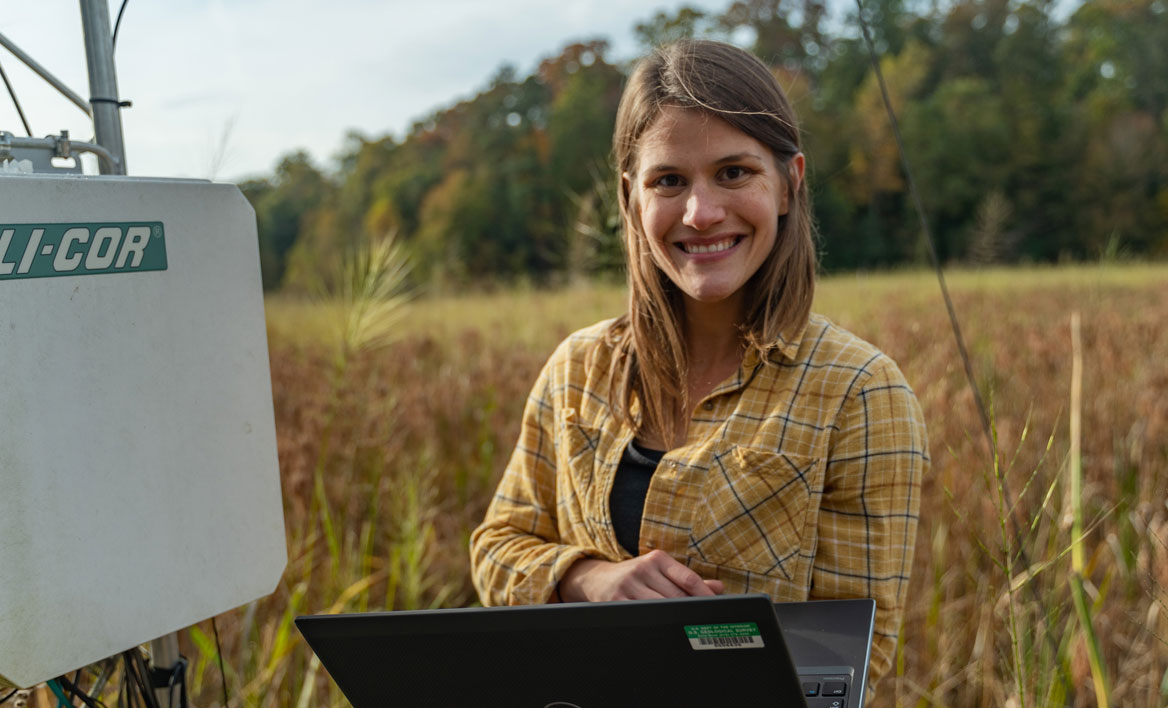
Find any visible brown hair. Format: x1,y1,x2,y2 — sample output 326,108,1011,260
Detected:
608,39,817,447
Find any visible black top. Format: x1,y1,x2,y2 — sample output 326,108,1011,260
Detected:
610,440,665,556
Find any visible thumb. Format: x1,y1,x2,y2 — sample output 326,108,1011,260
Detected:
703,579,724,594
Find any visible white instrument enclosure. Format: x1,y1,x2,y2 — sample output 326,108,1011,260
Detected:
0,175,286,688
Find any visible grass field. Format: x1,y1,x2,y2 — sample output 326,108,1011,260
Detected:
186,264,1167,707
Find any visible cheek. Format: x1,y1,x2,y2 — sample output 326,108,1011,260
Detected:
638,199,669,240
639,202,674,251
644,233,673,270
632,200,671,269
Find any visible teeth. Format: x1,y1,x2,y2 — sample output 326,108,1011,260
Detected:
684,237,738,254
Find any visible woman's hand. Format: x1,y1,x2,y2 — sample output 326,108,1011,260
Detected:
558,550,724,602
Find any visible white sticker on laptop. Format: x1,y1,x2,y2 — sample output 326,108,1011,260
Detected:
684,622,765,650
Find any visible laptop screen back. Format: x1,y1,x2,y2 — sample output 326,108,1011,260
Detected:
297,594,807,708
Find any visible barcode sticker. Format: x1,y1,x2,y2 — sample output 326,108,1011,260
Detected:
684,622,765,650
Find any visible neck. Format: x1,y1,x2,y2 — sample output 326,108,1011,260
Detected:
682,292,745,371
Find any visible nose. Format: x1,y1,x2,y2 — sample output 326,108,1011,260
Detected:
682,181,726,231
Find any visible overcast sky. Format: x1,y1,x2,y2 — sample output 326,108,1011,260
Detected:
1,0,759,181
1,1,1083,182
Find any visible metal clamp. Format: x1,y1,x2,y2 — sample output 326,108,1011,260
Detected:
52,130,72,160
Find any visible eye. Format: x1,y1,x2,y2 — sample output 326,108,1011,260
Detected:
720,165,752,182
651,173,686,190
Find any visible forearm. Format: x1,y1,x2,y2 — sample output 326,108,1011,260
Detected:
470,511,597,606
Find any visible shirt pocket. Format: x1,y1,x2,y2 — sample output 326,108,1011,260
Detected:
555,410,610,533
688,446,817,581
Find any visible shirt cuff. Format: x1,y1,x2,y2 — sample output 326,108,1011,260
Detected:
510,545,598,606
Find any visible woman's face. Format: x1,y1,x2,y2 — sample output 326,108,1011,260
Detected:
626,106,803,308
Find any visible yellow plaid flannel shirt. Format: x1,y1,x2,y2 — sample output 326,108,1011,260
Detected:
470,313,928,692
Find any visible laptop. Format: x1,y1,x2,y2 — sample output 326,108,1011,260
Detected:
774,599,875,707
296,594,874,708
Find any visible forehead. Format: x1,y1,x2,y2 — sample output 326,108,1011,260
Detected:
636,106,770,168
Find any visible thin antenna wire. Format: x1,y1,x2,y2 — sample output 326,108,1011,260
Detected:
0,58,32,136
852,0,993,456
113,0,131,50
852,0,1064,665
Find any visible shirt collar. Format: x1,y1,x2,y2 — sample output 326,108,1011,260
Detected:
770,314,810,363
746,314,811,369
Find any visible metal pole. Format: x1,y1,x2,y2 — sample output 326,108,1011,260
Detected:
80,2,183,702
0,31,92,117
78,0,125,174
148,633,183,707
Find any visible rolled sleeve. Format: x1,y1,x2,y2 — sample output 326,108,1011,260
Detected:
470,354,597,606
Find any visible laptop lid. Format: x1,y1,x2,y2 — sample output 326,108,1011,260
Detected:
775,599,876,708
296,594,807,708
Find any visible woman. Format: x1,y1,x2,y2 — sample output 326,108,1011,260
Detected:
470,39,928,694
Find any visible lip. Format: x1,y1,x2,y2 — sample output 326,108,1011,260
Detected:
674,234,746,261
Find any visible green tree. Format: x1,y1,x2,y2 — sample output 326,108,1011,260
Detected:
634,6,713,49
249,151,333,290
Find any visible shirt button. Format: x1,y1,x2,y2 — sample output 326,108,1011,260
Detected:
703,401,714,411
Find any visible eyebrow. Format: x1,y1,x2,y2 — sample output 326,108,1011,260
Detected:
642,152,768,174
715,152,767,165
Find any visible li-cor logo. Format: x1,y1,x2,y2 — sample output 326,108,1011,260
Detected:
0,222,167,280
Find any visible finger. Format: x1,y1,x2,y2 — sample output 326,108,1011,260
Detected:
703,579,724,595
655,555,716,596
616,585,670,601
617,551,687,599
638,569,691,599
612,571,671,601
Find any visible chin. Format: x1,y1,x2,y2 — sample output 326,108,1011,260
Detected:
683,284,738,304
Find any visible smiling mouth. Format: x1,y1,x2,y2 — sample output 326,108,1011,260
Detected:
678,235,744,254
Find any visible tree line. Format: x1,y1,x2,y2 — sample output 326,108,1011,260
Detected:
239,0,1168,292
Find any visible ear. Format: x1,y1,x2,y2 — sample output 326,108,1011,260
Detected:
777,153,805,216
789,152,805,192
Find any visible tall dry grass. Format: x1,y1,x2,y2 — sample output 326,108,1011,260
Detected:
182,265,1167,707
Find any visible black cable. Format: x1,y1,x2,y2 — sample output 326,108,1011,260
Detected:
121,653,136,708
0,58,32,136
112,0,130,50
211,617,230,708
122,656,133,708
122,650,159,708
56,673,108,708
133,650,161,708
66,670,81,704
163,659,189,708
0,689,17,704
68,670,82,703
